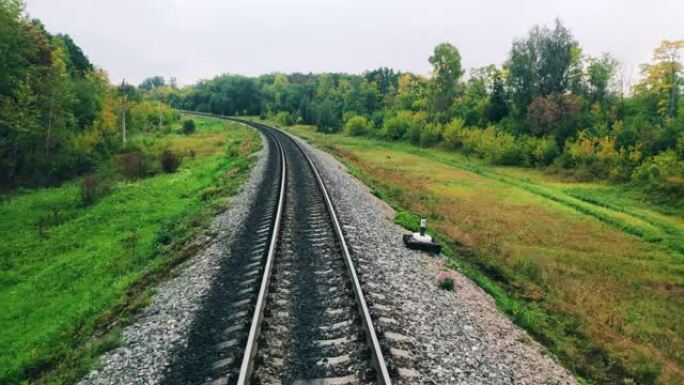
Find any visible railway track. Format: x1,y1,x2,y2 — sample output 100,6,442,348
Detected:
165,120,391,385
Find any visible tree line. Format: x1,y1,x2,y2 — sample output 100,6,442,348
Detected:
0,0,178,188
2,0,682,199
168,20,683,200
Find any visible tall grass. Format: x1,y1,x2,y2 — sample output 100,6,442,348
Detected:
283,124,684,385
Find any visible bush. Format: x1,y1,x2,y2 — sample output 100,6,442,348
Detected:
437,271,458,291
419,123,443,147
160,150,181,173
182,119,196,135
632,150,684,197
382,111,415,140
531,136,559,166
443,118,465,148
118,151,148,179
80,175,109,206
274,111,295,126
343,115,371,136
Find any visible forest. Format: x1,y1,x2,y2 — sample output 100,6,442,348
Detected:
166,21,683,203
3,0,682,200
0,0,178,189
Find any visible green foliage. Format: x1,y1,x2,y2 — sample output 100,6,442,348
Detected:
160,150,181,174
0,116,259,384
273,111,295,126
343,115,371,136
587,54,618,102
632,150,684,196
393,210,421,232
381,111,412,140
314,98,341,133
0,5,179,190
443,118,465,148
182,119,196,135
428,42,464,122
507,19,579,114
163,24,679,200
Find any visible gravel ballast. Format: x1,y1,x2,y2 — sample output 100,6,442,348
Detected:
80,126,579,385
293,135,579,385
79,135,271,385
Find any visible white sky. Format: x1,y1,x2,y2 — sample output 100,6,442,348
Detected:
25,0,684,86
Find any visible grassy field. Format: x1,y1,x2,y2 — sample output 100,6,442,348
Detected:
279,123,684,385
0,115,260,384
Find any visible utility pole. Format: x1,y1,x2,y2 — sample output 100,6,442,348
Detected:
120,79,127,143
159,99,163,131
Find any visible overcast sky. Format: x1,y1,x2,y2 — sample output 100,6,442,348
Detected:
25,0,684,86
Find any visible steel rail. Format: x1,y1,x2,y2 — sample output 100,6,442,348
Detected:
235,126,287,385
207,115,391,385
271,124,393,385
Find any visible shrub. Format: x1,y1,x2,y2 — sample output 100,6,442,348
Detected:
531,136,559,166
160,150,181,173
403,111,428,144
80,175,109,206
437,271,459,291
632,150,684,197
274,111,295,126
561,133,634,181
419,123,443,147
343,115,371,136
118,151,148,179
182,119,196,135
382,111,415,140
443,118,465,148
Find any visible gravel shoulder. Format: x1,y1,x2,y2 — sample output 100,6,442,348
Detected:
79,134,271,385
294,135,579,385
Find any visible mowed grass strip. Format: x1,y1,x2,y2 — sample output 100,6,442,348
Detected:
0,116,260,383
282,124,684,385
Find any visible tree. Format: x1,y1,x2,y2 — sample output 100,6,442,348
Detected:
486,71,509,123
139,76,165,90
314,98,341,133
0,0,28,96
636,40,684,118
587,53,618,102
506,19,578,114
395,73,427,111
57,34,93,77
526,93,582,141
428,42,464,122
458,65,498,126
41,39,75,157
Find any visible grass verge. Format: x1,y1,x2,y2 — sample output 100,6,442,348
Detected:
0,115,260,384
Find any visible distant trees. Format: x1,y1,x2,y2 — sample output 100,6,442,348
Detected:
139,76,165,91
160,20,683,201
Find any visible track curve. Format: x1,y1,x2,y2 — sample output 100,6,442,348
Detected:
164,118,391,385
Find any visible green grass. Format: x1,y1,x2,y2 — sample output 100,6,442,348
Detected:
0,115,260,384
278,123,684,385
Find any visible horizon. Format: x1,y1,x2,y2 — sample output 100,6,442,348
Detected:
25,0,683,87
